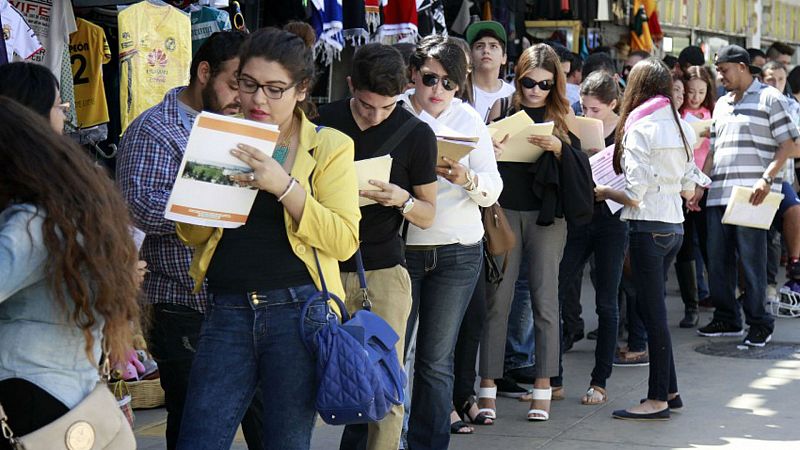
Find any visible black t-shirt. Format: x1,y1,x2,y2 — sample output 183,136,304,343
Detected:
498,105,581,211
316,99,438,272
604,126,616,148
205,191,312,293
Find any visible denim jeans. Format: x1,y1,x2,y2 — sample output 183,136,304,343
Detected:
404,242,482,450
629,225,682,401
149,304,263,450
552,208,628,388
624,274,647,352
177,284,323,450
504,254,535,372
706,207,774,330
453,259,487,409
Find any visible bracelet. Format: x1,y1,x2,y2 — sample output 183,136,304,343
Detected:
277,177,298,202
461,169,477,192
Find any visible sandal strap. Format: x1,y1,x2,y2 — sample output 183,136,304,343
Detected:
478,386,497,400
527,409,550,420
476,408,496,416
531,388,552,401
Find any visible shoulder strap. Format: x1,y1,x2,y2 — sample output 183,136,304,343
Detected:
374,118,419,157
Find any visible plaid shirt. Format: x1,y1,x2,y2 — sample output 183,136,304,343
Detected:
708,79,800,207
117,87,208,312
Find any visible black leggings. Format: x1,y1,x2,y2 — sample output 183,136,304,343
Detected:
0,378,69,450
676,194,708,263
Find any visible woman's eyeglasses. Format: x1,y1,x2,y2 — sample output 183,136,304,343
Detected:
421,72,458,91
520,77,554,91
237,78,298,99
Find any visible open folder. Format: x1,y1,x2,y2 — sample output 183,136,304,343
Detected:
721,186,784,230
488,111,554,163
684,117,713,148
355,156,393,207
567,116,605,152
417,111,478,166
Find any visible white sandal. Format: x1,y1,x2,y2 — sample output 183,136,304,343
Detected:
527,388,552,421
477,386,497,420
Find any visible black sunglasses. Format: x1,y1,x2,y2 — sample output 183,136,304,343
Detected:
520,77,554,91
421,72,458,91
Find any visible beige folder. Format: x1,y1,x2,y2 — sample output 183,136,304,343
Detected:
488,111,555,163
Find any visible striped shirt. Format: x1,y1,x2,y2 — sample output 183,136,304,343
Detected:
707,79,800,207
116,87,208,312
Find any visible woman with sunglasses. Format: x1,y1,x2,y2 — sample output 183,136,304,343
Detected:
596,58,709,421
479,43,589,422
397,34,502,449
175,26,360,449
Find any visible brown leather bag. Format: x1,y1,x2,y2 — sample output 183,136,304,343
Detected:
482,203,516,256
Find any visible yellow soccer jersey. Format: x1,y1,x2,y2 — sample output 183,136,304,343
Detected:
69,18,111,128
119,2,190,133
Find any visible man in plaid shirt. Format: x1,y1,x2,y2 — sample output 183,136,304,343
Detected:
697,45,800,347
116,31,263,450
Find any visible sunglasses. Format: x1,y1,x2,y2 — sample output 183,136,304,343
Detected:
421,72,458,91
520,77,554,91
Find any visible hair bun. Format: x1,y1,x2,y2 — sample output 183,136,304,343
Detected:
283,22,316,49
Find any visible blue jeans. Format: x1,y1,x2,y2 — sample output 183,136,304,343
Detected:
177,284,323,450
504,255,535,372
629,226,682,401
706,207,774,330
553,208,628,388
404,243,482,450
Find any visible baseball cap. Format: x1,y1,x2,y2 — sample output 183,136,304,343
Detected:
678,46,705,67
465,21,507,47
715,45,761,75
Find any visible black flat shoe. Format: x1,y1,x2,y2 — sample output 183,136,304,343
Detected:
450,419,473,434
640,394,683,411
612,408,670,421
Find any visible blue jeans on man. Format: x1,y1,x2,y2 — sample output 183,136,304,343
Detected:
504,255,535,373
706,206,774,330
403,243,482,450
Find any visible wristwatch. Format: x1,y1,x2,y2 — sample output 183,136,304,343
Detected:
762,175,774,185
397,195,415,214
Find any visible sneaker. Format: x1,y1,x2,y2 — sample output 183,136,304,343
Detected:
697,319,744,337
743,327,773,347
495,376,530,398
613,351,649,367
506,366,536,385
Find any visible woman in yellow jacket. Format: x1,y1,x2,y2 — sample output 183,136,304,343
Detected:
176,27,359,450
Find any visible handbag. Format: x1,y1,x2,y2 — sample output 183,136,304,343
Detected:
0,354,136,450
482,202,515,257
299,249,407,426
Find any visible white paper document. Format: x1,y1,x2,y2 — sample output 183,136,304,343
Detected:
589,145,626,214
721,186,784,230
165,112,279,228
130,226,146,252
355,156,393,207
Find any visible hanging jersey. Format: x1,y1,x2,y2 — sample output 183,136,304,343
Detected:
118,2,191,133
10,0,76,74
70,18,111,128
190,6,230,56
0,0,41,61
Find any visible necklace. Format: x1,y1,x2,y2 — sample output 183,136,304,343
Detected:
273,117,295,165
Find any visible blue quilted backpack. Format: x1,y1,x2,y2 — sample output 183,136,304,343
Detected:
300,249,407,425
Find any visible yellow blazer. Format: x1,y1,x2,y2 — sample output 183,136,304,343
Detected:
176,110,360,300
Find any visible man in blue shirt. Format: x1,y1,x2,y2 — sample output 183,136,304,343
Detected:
116,31,263,450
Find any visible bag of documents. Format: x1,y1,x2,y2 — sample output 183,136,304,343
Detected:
299,250,406,425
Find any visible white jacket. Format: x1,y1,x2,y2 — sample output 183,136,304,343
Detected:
621,105,711,223
399,92,503,246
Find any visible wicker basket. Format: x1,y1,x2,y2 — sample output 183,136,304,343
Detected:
112,378,165,410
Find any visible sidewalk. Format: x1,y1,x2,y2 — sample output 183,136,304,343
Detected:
135,270,800,449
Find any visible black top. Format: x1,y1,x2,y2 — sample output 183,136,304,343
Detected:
205,190,312,293
498,105,580,211
604,126,616,148
316,99,438,272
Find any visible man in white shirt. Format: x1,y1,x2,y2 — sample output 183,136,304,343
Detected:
466,21,515,123
565,52,582,106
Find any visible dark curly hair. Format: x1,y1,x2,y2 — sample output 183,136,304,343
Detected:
0,97,141,365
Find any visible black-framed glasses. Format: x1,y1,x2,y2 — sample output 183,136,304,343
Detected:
520,77,554,91
421,72,458,91
237,77,298,99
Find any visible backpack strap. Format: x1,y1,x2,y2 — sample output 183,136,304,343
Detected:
374,118,419,157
